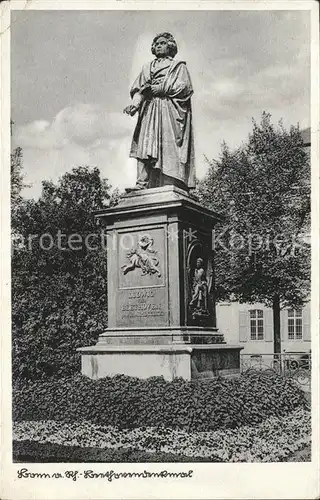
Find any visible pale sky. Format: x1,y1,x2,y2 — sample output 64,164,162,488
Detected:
11,10,311,199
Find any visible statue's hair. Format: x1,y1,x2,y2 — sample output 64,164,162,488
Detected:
151,32,178,57
196,257,204,264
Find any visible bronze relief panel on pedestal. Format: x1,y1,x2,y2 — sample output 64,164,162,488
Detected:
116,227,168,327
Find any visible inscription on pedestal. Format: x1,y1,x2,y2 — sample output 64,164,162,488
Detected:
117,287,168,327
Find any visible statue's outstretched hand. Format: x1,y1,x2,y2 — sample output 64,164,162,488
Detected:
123,105,138,116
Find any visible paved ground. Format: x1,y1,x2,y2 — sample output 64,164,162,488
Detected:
284,444,311,462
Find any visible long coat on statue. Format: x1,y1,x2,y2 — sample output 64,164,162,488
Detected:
129,57,196,188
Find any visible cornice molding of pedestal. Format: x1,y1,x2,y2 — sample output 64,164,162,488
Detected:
94,185,225,225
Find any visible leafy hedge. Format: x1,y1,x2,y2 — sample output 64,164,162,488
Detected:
13,373,308,431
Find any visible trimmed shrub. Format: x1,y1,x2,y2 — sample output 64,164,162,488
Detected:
12,372,308,431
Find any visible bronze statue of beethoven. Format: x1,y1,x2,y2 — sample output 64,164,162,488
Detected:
124,32,195,191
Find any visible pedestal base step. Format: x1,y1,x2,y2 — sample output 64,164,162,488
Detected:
96,327,225,345
77,344,243,381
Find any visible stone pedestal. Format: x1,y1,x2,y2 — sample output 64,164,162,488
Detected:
78,185,243,380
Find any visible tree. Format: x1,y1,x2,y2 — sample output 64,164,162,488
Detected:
12,166,113,379
11,120,25,208
197,112,310,353
11,147,24,206
11,120,30,233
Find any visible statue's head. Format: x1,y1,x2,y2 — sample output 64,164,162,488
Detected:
151,32,178,58
139,234,153,249
196,257,204,268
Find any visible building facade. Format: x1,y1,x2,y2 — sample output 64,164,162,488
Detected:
216,301,311,355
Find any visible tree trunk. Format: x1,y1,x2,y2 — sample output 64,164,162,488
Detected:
273,293,281,354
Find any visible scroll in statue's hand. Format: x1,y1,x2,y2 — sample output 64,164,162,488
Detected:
123,105,138,116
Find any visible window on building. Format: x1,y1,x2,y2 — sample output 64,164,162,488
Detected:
288,309,303,340
249,309,264,340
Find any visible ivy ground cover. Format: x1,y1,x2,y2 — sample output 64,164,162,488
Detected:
13,408,310,462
